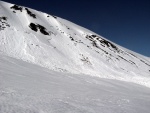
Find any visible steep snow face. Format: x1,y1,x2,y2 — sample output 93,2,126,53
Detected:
0,1,150,87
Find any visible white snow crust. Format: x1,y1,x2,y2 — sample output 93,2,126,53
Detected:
0,1,150,87
0,53,150,113
0,1,150,112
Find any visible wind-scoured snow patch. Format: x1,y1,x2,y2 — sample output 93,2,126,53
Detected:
0,16,10,30
10,4,23,12
25,8,36,18
29,23,49,35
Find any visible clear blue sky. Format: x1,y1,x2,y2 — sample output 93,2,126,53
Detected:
3,0,150,57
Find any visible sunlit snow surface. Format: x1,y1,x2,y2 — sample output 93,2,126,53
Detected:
0,1,150,112
0,53,150,113
0,1,150,87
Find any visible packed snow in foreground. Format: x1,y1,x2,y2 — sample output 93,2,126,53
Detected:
0,53,150,113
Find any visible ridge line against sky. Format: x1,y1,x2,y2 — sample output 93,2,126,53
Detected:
2,0,150,56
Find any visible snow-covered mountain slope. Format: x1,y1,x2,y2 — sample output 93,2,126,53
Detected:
147,57,150,62
0,1,150,87
1,52,150,113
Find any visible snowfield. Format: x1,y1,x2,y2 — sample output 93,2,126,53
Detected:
0,1,150,87
1,53,150,113
0,1,150,113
